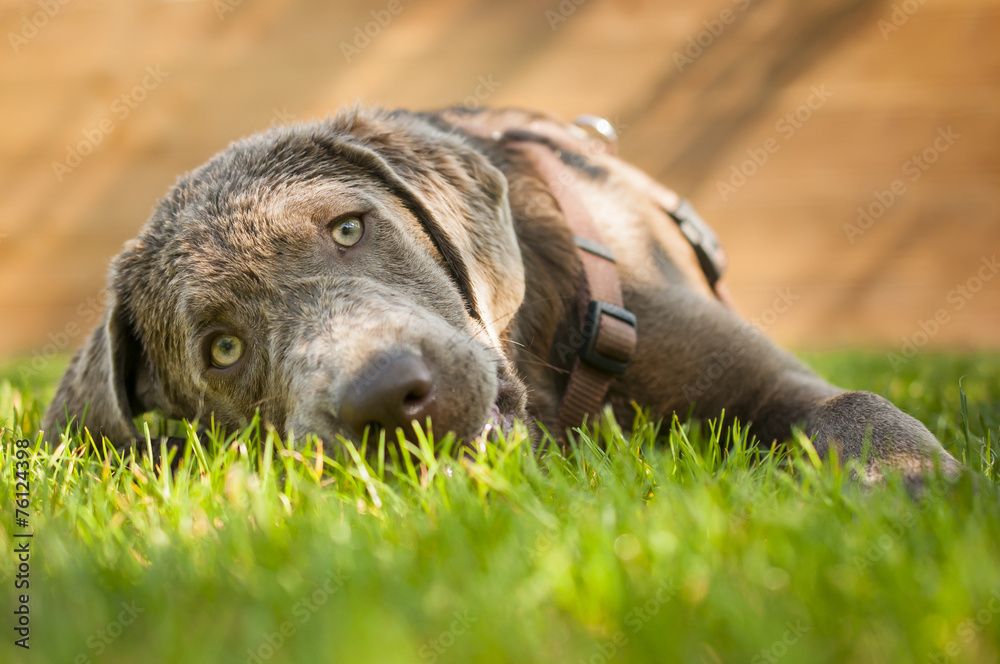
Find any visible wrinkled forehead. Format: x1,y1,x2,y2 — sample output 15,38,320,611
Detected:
169,167,432,279
178,167,403,254
139,166,438,322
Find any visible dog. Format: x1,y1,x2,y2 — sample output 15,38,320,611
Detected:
44,105,960,483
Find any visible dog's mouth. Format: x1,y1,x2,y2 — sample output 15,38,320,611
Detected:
341,402,515,452
472,371,529,447
475,403,518,445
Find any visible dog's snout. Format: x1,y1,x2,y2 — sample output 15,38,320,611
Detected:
340,351,438,440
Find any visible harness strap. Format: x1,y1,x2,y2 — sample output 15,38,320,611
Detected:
506,138,638,433
445,112,731,433
489,118,731,301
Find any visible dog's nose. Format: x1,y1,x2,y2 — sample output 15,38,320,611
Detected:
339,351,438,441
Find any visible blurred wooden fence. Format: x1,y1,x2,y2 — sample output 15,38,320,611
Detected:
0,0,997,359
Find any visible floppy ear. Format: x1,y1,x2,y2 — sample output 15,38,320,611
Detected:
322,112,526,345
429,139,526,341
43,294,160,447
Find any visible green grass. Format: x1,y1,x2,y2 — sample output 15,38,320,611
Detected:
1,351,999,664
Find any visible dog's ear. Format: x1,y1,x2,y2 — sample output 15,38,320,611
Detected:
323,112,526,345
429,138,527,341
43,292,160,447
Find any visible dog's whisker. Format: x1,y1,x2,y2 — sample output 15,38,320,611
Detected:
506,351,567,374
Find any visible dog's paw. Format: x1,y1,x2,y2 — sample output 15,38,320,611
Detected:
808,390,962,485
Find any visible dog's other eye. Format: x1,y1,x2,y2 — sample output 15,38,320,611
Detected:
210,335,244,368
330,216,364,247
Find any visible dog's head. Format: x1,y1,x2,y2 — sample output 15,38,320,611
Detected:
45,107,529,446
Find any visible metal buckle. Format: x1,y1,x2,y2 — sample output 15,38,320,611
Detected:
667,199,728,286
580,300,637,374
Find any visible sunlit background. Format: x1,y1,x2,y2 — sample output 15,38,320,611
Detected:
1,0,998,362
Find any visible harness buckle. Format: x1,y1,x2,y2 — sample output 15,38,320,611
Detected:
580,300,638,375
668,199,728,286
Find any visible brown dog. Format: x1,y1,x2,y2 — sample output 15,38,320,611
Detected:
44,106,959,482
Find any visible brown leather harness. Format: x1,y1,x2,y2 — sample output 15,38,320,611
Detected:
455,114,730,434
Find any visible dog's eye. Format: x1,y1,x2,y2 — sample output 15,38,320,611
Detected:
210,335,244,368
330,216,364,247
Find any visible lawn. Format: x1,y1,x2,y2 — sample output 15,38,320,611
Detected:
1,351,999,664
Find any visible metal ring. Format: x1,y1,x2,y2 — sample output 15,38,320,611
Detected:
572,114,618,145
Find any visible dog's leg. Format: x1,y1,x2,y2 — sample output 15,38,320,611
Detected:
614,285,961,483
